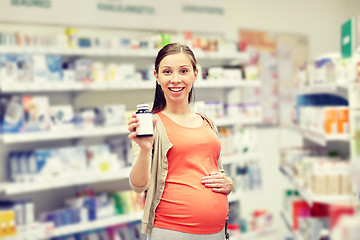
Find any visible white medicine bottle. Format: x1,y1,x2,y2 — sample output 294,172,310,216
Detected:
136,104,153,137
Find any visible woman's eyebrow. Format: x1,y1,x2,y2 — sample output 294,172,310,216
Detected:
160,64,191,69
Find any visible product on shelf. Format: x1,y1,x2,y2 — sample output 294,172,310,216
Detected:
296,53,354,88
0,96,23,133
7,142,131,183
234,161,262,193
296,94,349,135
22,95,51,132
0,95,127,134
49,105,74,131
0,200,36,238
0,28,244,58
281,146,353,197
228,207,273,238
35,188,145,233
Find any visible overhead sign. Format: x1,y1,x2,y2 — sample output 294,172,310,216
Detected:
0,0,226,33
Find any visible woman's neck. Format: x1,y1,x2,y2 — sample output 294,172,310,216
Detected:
163,103,193,116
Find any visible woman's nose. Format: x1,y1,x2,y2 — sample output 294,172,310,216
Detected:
170,74,182,83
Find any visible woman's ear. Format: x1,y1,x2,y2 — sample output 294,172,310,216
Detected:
154,70,159,84
194,68,199,80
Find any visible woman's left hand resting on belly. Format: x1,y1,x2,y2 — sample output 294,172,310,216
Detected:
201,172,234,195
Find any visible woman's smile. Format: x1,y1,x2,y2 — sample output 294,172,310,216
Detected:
168,87,185,93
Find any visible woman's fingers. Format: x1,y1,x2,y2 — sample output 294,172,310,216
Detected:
201,172,234,195
127,115,139,132
128,131,138,140
128,122,139,132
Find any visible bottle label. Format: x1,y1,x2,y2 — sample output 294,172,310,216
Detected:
136,113,153,136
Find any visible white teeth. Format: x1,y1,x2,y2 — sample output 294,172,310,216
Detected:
169,87,184,92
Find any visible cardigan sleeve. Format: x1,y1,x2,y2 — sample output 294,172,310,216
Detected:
128,141,152,193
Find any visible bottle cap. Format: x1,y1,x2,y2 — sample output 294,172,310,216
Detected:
137,104,149,110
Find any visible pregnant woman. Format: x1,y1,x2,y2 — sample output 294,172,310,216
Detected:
127,43,234,240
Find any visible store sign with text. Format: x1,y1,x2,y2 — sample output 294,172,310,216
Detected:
0,0,226,33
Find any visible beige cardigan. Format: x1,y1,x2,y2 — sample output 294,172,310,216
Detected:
129,113,225,234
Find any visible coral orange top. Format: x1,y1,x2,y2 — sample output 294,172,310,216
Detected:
153,112,229,234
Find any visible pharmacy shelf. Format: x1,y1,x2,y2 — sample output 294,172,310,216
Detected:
300,128,349,146
49,212,143,238
297,82,348,98
0,46,249,61
0,168,131,195
9,212,143,239
230,226,277,240
280,166,354,206
0,125,128,144
5,222,54,240
215,117,263,127
286,124,349,146
222,153,261,165
0,80,260,93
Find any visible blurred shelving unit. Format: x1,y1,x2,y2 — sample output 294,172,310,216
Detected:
279,48,360,239
0,23,263,239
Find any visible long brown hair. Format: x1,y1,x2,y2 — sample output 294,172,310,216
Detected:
152,43,197,113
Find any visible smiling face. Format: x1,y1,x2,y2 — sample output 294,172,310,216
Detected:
154,52,198,106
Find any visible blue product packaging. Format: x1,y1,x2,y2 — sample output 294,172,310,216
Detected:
34,149,50,173
21,151,35,182
7,152,20,182
33,149,59,181
71,208,81,224
0,96,24,133
54,210,63,227
46,55,63,82
83,197,97,221
16,54,33,82
18,151,29,183
26,151,37,182
63,209,72,225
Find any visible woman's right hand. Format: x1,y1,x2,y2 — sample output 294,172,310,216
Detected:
128,114,157,151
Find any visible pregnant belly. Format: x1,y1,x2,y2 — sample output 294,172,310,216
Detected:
154,182,229,234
